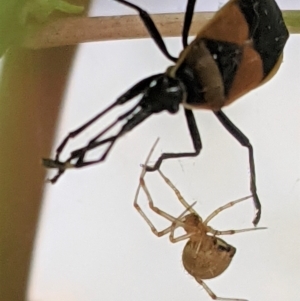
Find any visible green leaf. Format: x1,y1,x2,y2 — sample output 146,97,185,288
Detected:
0,0,84,57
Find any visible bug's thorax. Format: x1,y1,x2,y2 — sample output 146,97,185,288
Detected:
140,74,187,114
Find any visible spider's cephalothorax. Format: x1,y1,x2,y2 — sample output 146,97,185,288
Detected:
43,0,289,226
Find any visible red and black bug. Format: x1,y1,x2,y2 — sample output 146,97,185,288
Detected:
43,0,289,225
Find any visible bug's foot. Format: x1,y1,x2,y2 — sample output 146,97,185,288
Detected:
43,158,64,169
42,158,74,184
252,194,261,226
46,172,63,184
144,158,163,172
142,164,158,172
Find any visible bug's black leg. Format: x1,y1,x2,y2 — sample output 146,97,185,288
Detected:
214,110,261,226
117,73,162,103
146,108,202,171
45,103,153,183
45,135,119,184
44,114,132,183
69,102,142,165
182,0,196,48
43,74,162,181
63,107,153,170
52,101,117,162
115,0,177,62
43,73,161,166
71,136,117,164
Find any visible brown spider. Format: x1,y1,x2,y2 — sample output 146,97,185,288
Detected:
134,139,266,301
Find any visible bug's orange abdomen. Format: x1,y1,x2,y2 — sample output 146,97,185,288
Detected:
198,1,249,45
226,44,264,105
177,0,289,111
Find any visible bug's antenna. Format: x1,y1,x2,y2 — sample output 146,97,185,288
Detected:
115,0,177,62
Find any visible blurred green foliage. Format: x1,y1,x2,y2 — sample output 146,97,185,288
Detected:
282,11,300,30
0,0,84,57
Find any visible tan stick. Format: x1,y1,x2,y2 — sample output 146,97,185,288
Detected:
23,10,300,50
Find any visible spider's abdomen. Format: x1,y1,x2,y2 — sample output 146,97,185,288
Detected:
182,237,236,279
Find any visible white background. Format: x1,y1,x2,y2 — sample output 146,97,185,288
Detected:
29,1,300,301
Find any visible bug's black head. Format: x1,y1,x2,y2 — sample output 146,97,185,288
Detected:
140,75,186,114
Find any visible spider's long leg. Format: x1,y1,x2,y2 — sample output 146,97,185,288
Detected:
170,232,194,243
195,277,248,301
209,226,267,236
115,0,177,62
204,196,252,225
135,139,159,200
158,169,196,214
134,139,179,237
169,201,197,243
182,0,197,48
214,110,261,226
146,109,202,171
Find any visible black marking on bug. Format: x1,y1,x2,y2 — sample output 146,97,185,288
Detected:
238,0,290,76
